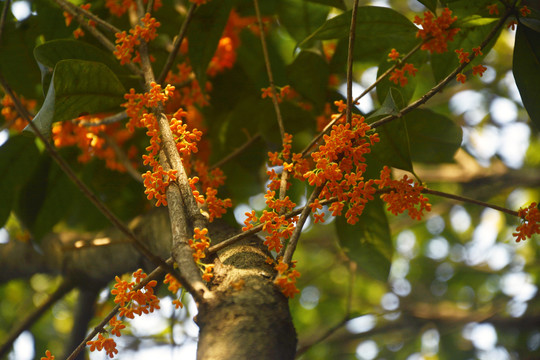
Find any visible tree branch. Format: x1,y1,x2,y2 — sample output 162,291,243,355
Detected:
157,3,196,85
0,279,76,358
345,0,360,124
370,5,514,129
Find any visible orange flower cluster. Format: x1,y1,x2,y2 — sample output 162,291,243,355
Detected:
113,13,161,65
52,116,136,172
389,63,418,87
105,0,162,17
62,3,95,39
261,85,313,111
1,93,36,132
164,273,184,309
191,161,232,222
472,64,487,77
274,260,301,299
124,82,197,207
165,63,210,108
455,48,470,64
414,8,459,53
388,48,400,61
375,166,431,221
40,350,55,360
513,202,540,242
87,333,118,358
111,269,160,319
456,73,467,83
305,111,379,225
190,0,210,4
189,227,215,281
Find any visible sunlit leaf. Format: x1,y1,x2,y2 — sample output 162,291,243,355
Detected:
28,59,126,136
277,0,330,45
298,6,418,62
417,0,437,13
34,40,133,94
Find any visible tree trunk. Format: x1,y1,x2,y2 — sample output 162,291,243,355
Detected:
196,224,297,360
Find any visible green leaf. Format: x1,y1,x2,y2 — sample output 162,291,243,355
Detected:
15,155,75,240
187,0,236,87
368,90,413,172
405,109,463,163
277,0,330,45
236,30,288,89
305,0,346,10
335,199,392,282
513,24,540,130
0,135,40,227
0,21,42,98
417,0,437,13
34,40,132,94
298,6,418,63
287,51,329,111
28,59,126,136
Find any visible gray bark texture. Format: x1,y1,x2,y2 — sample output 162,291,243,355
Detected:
197,223,297,360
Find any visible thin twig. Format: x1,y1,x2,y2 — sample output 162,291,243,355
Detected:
422,188,519,217
82,111,128,127
66,261,170,360
0,0,11,46
254,0,285,140
301,40,423,158
370,5,514,129
209,133,261,170
102,133,143,183
0,280,75,358
345,0,360,124
62,0,122,34
282,185,323,265
157,3,197,85
53,0,143,77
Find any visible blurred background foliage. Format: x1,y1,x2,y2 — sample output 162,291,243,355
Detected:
1,0,540,359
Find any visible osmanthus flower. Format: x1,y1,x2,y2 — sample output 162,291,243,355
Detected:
304,111,380,225
105,0,162,17
1,93,36,132
113,13,161,65
389,63,418,87
52,115,136,172
513,202,540,242
62,3,95,39
40,350,55,360
375,166,431,221
274,259,301,299
87,333,118,358
188,228,216,281
164,273,184,309
110,269,160,322
414,7,459,54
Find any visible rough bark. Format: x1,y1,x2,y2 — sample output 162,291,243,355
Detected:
196,224,297,360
